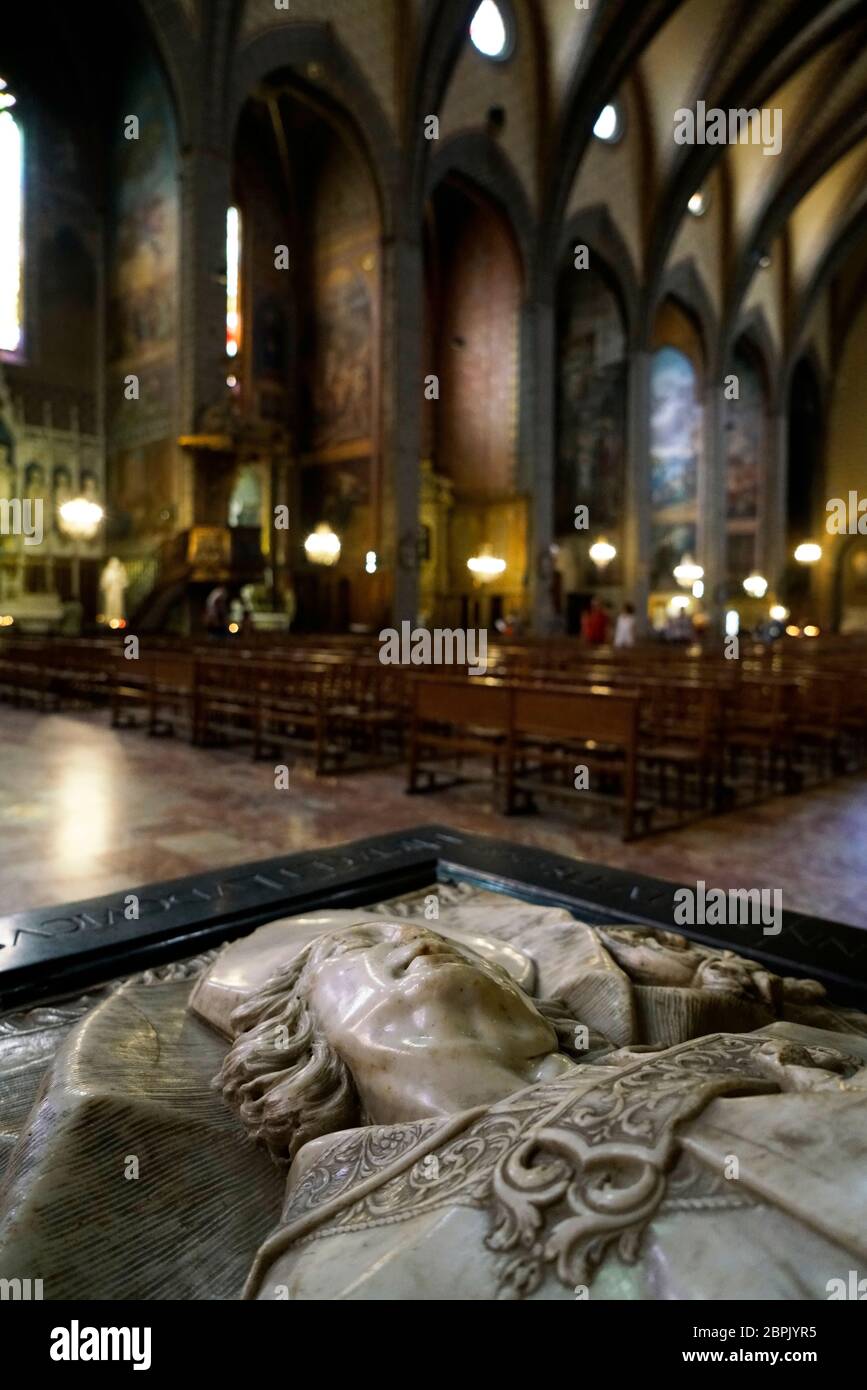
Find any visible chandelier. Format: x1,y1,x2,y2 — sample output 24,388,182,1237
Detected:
588,537,617,570
467,546,506,582
742,573,768,599
673,554,703,588
304,523,341,566
59,497,103,541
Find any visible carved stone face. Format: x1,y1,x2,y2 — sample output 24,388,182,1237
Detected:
306,922,560,1124
600,927,790,1008
598,927,706,986
693,953,780,1006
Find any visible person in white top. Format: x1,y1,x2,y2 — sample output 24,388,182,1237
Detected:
614,601,636,648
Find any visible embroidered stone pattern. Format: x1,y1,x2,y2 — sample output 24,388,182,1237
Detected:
277,1033,861,1298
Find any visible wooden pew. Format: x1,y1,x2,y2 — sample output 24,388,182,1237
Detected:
0,640,57,709
110,652,195,736
505,684,645,841
721,677,797,798
325,662,407,769
407,676,646,840
407,676,511,794
253,663,331,771
639,683,722,817
3,633,864,833
790,674,846,779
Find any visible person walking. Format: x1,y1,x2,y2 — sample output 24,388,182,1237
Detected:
614,601,637,648
204,584,229,638
581,596,610,645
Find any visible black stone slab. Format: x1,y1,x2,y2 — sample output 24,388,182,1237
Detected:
1,824,865,1010
0,828,461,1010
434,832,867,1004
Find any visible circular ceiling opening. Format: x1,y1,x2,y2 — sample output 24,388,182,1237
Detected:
592,103,622,142
470,1,511,60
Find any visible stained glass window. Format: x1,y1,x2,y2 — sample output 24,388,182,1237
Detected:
226,205,241,358
649,345,702,588
593,105,622,142
0,79,23,355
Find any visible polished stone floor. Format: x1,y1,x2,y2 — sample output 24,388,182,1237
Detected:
0,705,865,928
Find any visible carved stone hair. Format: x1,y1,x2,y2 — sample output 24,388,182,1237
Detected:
217,933,360,1170
217,924,585,1171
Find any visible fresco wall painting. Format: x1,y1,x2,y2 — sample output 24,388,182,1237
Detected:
106,59,179,541
555,265,627,588
725,344,765,582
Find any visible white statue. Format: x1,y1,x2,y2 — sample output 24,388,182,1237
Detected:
1,902,866,1301
213,920,867,1300
99,556,128,624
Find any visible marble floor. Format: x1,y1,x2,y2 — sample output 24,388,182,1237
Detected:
0,705,865,928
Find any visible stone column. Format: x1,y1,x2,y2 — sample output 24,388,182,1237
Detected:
94,222,107,483
178,146,233,439
382,233,423,626
528,296,556,634
624,348,651,631
270,448,293,606
698,380,727,636
764,410,788,593
175,145,233,539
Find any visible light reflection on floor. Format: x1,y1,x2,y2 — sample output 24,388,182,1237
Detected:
0,706,865,930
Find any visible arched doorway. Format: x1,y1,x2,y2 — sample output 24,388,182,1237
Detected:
231,78,384,633
421,175,524,629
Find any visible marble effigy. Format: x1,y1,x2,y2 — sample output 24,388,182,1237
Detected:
1,883,866,1300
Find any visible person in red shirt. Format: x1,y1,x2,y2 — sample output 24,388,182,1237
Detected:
581,596,610,645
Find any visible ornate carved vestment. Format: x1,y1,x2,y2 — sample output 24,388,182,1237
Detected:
246,1033,863,1299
